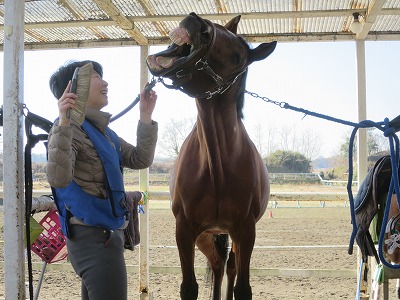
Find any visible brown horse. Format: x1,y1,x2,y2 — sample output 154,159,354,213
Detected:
147,13,276,300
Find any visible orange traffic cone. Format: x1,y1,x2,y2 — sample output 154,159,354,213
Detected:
269,210,273,218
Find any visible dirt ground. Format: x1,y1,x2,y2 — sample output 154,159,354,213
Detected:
1,198,399,299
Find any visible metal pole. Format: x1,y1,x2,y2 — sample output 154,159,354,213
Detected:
356,40,368,184
139,45,151,300
33,262,47,300
3,0,26,299
355,39,368,300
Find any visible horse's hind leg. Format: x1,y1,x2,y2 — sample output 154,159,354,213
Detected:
176,217,198,300
197,233,228,300
225,246,236,300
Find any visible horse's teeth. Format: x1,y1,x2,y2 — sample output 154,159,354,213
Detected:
169,27,191,46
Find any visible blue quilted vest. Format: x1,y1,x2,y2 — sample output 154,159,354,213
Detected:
52,120,127,238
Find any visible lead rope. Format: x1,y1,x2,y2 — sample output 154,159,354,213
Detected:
377,119,400,268
110,77,159,123
23,106,53,300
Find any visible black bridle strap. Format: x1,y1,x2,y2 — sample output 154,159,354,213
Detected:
24,109,52,300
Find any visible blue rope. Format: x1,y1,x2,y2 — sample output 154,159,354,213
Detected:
377,119,400,268
344,118,400,269
247,91,400,268
282,103,360,128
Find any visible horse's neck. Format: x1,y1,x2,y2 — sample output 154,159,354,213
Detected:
195,97,244,160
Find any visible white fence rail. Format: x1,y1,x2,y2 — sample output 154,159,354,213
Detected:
0,189,351,210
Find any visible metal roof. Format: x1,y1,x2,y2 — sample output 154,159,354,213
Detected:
1,0,400,50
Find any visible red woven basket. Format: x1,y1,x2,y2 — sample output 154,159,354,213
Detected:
31,210,68,263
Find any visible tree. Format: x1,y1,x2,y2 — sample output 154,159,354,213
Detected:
158,118,196,159
252,121,278,159
265,150,312,173
250,121,322,160
340,128,389,159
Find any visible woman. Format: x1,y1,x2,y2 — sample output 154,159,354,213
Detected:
46,60,158,300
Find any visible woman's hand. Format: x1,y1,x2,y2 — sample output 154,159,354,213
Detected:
139,82,158,125
58,80,78,126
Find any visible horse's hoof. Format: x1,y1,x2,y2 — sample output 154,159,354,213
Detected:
180,282,199,300
233,285,252,300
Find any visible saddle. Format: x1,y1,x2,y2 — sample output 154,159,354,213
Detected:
353,155,397,263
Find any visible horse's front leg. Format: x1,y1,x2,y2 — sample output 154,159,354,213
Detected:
232,222,256,300
225,245,236,300
176,215,198,300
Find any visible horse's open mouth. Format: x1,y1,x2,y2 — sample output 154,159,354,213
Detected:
146,42,193,77
146,15,210,78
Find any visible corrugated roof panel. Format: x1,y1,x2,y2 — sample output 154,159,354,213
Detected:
226,0,284,13
91,26,131,38
136,21,170,37
234,0,275,13
383,0,400,8
325,16,346,32
67,0,109,20
25,1,74,23
304,0,369,10
147,0,216,15
373,15,400,31
0,0,399,50
242,18,286,35
260,18,292,34
113,0,147,17
264,0,292,12
189,0,215,14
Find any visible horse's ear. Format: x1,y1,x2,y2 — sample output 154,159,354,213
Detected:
249,41,277,63
225,15,241,34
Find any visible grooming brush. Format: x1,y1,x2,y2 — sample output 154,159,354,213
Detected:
67,62,93,125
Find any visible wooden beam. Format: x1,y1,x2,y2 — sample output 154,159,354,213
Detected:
136,0,170,37
125,8,399,22
1,8,397,31
58,0,109,39
213,0,228,14
356,0,386,40
92,0,148,45
0,31,394,51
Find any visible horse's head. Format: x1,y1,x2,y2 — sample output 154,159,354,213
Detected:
147,12,277,100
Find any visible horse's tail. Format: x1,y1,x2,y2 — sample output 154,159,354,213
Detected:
214,233,229,261
205,234,229,298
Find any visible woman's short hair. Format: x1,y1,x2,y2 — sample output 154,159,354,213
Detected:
49,60,103,99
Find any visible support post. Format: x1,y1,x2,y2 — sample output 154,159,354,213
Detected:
355,39,368,299
356,39,368,182
138,45,151,300
3,0,26,299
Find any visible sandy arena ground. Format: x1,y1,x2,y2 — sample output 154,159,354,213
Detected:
1,199,399,299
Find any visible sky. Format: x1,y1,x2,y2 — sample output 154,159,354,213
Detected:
1,40,399,159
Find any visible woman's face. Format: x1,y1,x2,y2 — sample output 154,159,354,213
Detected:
86,71,108,110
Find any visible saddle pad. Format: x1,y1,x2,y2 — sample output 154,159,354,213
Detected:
354,155,389,212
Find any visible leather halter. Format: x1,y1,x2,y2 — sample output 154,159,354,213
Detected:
160,21,247,99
